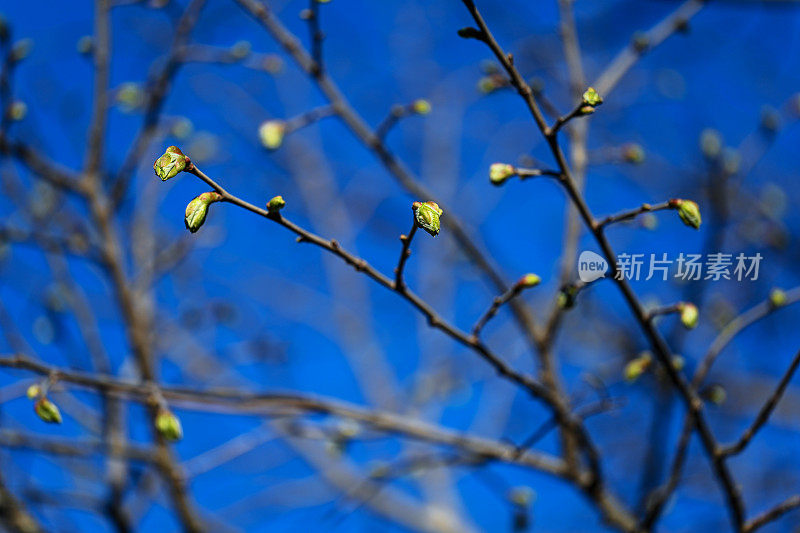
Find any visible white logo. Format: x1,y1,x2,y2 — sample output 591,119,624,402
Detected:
578,250,608,282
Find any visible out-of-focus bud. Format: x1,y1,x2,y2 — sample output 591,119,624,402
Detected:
26,384,41,400
10,38,33,62
624,352,652,382
477,75,503,94
171,117,194,140
230,40,252,60
632,32,650,52
508,486,535,506
582,87,603,107
153,146,187,181
621,143,645,164
412,99,431,115
702,384,727,406
769,288,788,308
76,35,93,55
700,128,722,159
262,54,284,74
557,284,578,310
155,408,183,441
267,195,286,215
759,106,780,134
115,82,144,112
34,397,62,424
641,213,658,230
315,0,332,3
185,192,223,233
672,355,685,371
519,273,541,288
669,199,702,230
489,163,515,186
480,59,499,74
8,100,26,121
413,201,443,237
258,120,286,150
678,302,699,329
721,147,741,175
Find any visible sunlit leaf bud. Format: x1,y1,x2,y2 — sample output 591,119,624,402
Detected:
258,120,286,150
153,146,187,181
519,273,541,288
557,284,578,310
230,40,252,60
702,384,727,406
668,199,701,230
8,100,26,121
700,128,722,159
769,288,788,308
26,384,41,400
412,99,431,115
413,201,443,237
185,192,223,233
678,302,699,329
578,105,596,116
155,408,183,441
34,397,62,424
672,355,685,371
508,486,535,506
76,35,93,55
336,418,360,439
267,195,286,215
489,163,515,185
10,38,33,62
624,352,652,382
621,143,645,164
582,87,603,107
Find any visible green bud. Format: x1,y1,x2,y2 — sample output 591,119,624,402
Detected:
769,288,788,308
413,201,443,237
679,302,699,329
672,355,685,371
230,40,252,60
582,87,603,107
258,120,286,150
624,353,652,382
578,105,596,116
670,199,701,229
508,486,535,506
185,192,223,233
153,146,187,181
267,195,286,215
10,38,33,62
700,128,722,159
412,99,431,115
519,273,541,288
8,100,26,121
115,82,144,112
76,35,93,55
621,143,645,164
489,163,515,185
34,397,62,424
171,117,194,140
155,408,183,441
703,384,727,406
26,384,41,400
477,76,498,94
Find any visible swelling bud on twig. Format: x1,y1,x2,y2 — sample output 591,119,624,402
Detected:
678,302,699,329
702,384,727,406
267,195,286,215
621,143,645,164
76,35,93,55
669,199,702,229
259,120,286,150
624,352,652,382
489,163,515,185
155,408,183,441
413,201,443,237
581,87,603,107
34,397,62,424
153,146,187,181
26,384,41,400
519,273,541,288
185,192,223,233
508,486,535,506
412,99,432,115
769,288,787,308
